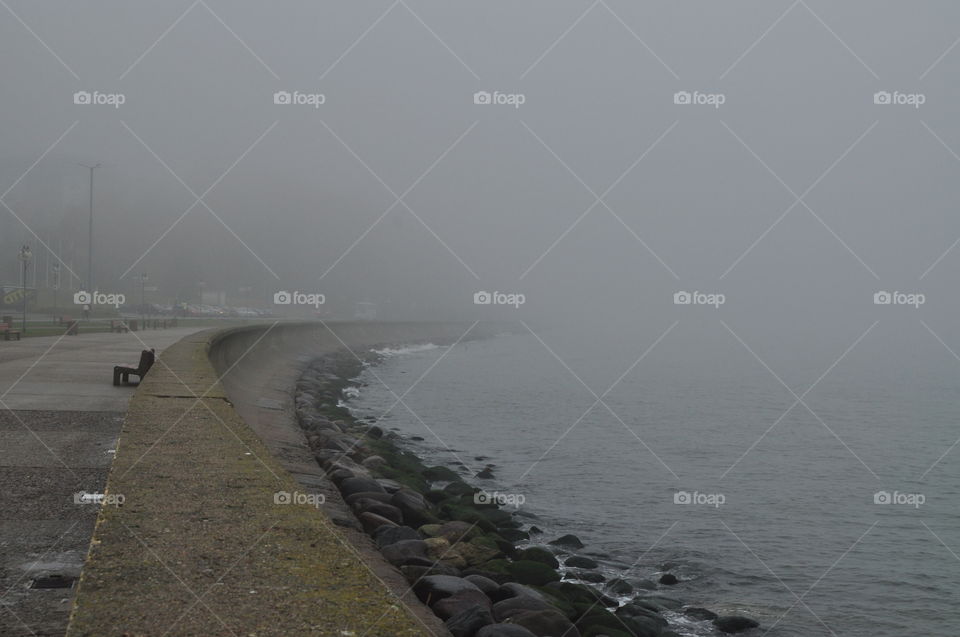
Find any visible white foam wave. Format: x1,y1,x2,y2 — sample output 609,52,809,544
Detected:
371,343,441,357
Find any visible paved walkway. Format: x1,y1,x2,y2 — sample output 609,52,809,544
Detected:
0,328,203,637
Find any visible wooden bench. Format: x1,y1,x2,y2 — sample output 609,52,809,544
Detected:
0,323,22,341
113,349,155,386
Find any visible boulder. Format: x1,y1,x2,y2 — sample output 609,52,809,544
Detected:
463,568,512,585
400,564,461,583
546,582,618,608
573,607,631,636
419,523,443,537
604,578,632,596
615,606,668,635
361,455,387,469
326,468,355,484
658,573,678,585
339,477,386,497
518,547,559,569
375,478,404,493
633,579,657,591
345,491,393,507
504,609,580,637
713,615,760,633
492,595,556,621
476,624,538,637
357,512,396,535
312,433,354,453
463,574,500,596
623,615,667,637
507,560,561,586
684,607,718,621
425,537,468,569
437,520,480,543
567,569,604,583
413,575,484,605
392,490,433,526
456,537,503,566
639,595,683,610
446,605,495,637
380,539,429,566
493,582,548,602
358,502,404,525
548,534,585,549
564,555,598,569
423,465,462,482
431,589,493,620
444,481,477,497
373,525,421,548
476,467,495,479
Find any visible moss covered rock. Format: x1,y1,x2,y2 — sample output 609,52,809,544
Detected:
518,547,560,569
506,560,561,586
456,536,503,566
423,465,462,482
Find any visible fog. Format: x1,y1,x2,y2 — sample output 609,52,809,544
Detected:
3,1,960,371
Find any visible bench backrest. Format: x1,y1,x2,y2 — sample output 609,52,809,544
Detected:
137,350,155,375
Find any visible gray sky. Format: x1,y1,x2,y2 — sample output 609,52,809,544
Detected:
2,0,960,368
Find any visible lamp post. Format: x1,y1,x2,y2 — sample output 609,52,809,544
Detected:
52,263,60,320
140,273,148,324
78,163,100,291
18,245,32,334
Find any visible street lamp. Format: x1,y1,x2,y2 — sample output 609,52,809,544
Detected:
140,273,148,323
18,245,32,334
52,263,61,318
78,163,100,291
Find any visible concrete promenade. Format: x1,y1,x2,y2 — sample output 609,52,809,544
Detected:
64,324,458,637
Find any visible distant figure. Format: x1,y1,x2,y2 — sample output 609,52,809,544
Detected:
112,348,155,386
82,304,90,320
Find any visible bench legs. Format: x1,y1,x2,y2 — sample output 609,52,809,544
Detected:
113,367,140,386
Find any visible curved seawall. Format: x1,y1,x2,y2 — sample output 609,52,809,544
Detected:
67,322,475,637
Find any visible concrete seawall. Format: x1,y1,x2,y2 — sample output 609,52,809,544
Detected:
67,322,475,637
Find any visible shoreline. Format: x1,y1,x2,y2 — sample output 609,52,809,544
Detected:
295,344,761,637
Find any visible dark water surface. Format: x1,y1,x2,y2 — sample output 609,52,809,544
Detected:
346,329,960,637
